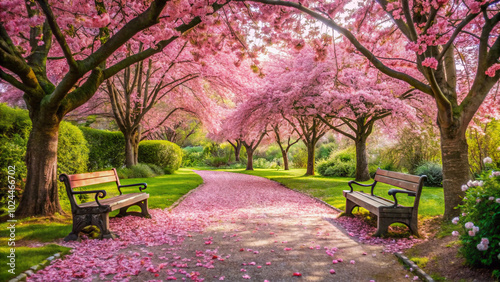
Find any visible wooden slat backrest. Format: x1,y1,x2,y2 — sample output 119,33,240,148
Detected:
67,170,118,188
374,168,421,192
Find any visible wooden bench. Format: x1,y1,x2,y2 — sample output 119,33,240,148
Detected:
59,168,151,241
343,168,426,237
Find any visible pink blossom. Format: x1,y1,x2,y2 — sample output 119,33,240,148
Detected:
330,269,336,274
266,262,271,265
469,230,476,236
483,156,493,164
332,260,338,264
481,238,489,245
496,198,500,203
489,197,495,201
473,226,480,233
350,260,356,264
461,185,468,192
485,64,500,77
422,57,438,70
477,243,488,251
242,274,251,279
452,217,459,224
465,222,474,229
452,231,459,236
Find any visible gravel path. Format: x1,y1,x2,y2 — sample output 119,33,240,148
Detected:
30,170,414,281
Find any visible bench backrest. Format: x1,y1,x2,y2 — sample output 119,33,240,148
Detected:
374,168,426,213
59,169,121,210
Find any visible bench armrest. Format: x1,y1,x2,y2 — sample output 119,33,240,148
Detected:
387,189,416,208
72,190,107,207
117,183,147,195
348,180,377,195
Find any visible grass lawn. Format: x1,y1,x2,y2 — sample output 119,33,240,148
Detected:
0,168,202,281
228,168,445,218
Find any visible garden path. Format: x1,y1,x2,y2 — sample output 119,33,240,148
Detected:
30,170,413,281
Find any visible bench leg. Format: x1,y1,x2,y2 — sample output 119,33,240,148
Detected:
65,213,110,241
373,216,391,237
345,199,357,216
100,212,118,239
116,200,151,218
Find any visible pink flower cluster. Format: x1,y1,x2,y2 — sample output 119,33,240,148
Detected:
421,57,438,70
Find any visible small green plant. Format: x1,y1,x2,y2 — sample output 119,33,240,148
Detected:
415,161,443,187
451,168,500,279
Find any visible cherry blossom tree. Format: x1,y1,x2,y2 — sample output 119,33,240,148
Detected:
0,0,227,217
242,0,500,218
104,42,199,167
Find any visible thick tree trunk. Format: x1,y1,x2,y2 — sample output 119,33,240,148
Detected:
355,137,370,181
16,117,63,217
281,149,289,170
306,143,315,175
246,148,254,170
440,129,469,219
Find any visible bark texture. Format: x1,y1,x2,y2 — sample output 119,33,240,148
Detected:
355,137,370,181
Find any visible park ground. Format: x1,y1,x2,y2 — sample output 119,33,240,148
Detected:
0,168,496,281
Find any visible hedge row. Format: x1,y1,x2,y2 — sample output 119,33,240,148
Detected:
80,127,125,171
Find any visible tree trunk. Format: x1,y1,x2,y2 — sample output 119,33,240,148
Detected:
16,117,63,217
234,143,241,162
246,148,254,170
306,143,315,175
124,128,141,168
440,128,469,219
355,137,371,181
281,149,289,170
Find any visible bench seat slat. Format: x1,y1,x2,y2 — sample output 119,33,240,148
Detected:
79,193,149,211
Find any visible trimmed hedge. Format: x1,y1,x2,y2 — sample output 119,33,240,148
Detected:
79,127,125,171
138,140,182,174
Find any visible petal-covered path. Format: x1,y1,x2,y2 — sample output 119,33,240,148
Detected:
30,171,414,281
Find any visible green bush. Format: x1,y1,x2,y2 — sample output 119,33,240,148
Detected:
415,161,443,187
254,158,279,169
181,146,204,167
452,171,500,279
138,140,182,174
316,142,337,160
130,163,156,178
79,127,125,171
205,156,228,167
57,122,89,176
317,147,356,177
116,167,132,179
145,163,165,176
290,147,308,168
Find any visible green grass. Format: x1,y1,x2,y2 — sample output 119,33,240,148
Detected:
0,168,202,281
225,168,445,218
0,244,71,281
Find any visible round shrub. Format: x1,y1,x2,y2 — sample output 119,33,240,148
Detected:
452,171,500,279
80,127,125,171
317,147,356,177
146,163,165,176
138,140,182,174
415,161,443,187
57,121,89,176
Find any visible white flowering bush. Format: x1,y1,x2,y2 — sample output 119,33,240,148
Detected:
452,165,500,278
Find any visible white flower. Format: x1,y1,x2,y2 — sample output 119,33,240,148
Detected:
489,197,495,201
467,180,473,187
461,185,468,191
465,222,474,229
483,156,493,164
478,181,484,187
496,198,500,203
452,231,459,236
472,180,479,187
473,226,480,233
452,217,459,224
477,243,488,251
